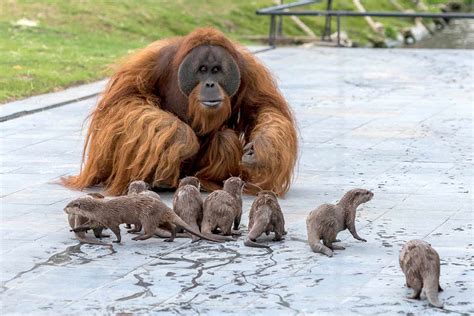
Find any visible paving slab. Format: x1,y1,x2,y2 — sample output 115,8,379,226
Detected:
0,47,473,315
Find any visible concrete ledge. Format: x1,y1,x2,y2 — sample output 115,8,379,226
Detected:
0,80,107,122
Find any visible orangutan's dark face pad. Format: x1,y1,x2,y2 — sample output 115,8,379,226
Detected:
178,45,241,107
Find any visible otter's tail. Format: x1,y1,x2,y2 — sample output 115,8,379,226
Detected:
201,233,235,242
245,218,270,248
187,222,202,242
309,240,333,257
198,219,234,241
171,214,221,243
154,228,190,239
74,232,113,247
244,238,270,248
307,222,333,257
425,278,444,308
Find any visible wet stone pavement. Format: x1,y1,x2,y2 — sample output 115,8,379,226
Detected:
0,47,473,315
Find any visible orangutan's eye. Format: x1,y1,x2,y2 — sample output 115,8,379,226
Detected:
199,65,208,73
211,66,220,73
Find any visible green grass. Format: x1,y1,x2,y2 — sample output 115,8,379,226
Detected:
0,0,455,103
1,0,295,103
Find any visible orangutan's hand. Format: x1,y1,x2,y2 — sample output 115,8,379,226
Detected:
242,142,257,167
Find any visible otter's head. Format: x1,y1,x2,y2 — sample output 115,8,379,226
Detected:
257,190,278,201
178,176,201,190
223,176,245,195
127,180,149,195
63,197,94,215
346,188,374,205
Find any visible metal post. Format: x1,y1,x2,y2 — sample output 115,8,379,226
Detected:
277,0,284,37
322,0,333,41
336,14,341,47
269,15,277,47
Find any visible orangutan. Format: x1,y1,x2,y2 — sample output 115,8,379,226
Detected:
63,28,297,195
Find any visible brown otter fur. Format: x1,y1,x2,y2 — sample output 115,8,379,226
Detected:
126,180,161,232
173,176,203,241
399,239,444,308
174,177,234,242
126,179,195,239
67,193,111,246
201,177,244,236
306,188,373,257
127,180,161,200
245,191,285,248
64,195,220,243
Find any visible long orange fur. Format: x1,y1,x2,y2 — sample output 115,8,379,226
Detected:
63,28,297,196
195,128,243,191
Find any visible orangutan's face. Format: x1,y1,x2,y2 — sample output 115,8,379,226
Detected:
178,45,240,109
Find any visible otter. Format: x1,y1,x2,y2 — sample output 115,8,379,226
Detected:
173,177,234,242
201,177,244,236
244,191,285,248
127,180,161,200
64,195,220,243
399,239,444,308
67,193,111,246
173,176,203,241
126,180,162,232
306,188,373,257
126,179,196,239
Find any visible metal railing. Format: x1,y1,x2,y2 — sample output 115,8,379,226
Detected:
256,0,474,47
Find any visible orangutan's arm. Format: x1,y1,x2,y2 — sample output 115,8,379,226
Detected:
241,107,297,196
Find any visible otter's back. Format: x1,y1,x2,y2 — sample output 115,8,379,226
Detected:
204,190,236,217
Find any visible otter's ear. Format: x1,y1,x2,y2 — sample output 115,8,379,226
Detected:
73,201,80,207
